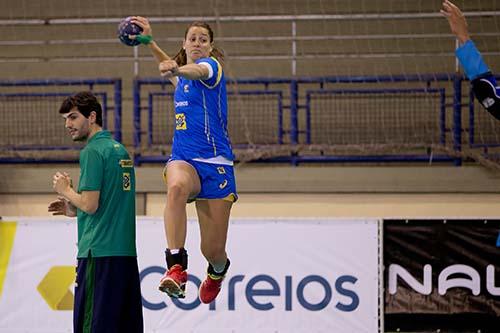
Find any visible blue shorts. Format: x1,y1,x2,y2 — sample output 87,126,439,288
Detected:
163,157,238,203
74,255,143,333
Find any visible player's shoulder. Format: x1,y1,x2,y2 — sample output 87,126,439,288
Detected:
81,143,99,155
196,57,224,89
196,56,218,65
196,57,222,71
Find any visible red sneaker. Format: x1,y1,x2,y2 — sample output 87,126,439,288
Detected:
199,273,224,304
159,264,187,298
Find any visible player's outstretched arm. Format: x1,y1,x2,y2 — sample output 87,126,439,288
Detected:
440,0,470,44
131,16,170,63
440,1,500,120
160,62,210,81
131,16,179,85
441,0,489,81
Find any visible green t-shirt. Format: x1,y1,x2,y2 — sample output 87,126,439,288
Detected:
76,130,137,258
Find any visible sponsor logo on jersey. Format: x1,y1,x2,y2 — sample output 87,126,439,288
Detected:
482,97,496,108
123,172,131,191
119,159,134,168
176,113,187,130
175,101,189,108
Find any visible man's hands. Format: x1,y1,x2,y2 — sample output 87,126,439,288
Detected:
48,196,77,217
441,0,470,44
49,172,77,217
53,171,72,196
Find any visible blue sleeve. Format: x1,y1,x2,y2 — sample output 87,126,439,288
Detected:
196,57,222,88
455,40,490,80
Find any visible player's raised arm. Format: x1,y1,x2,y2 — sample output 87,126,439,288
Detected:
159,60,210,80
120,16,178,86
441,0,500,120
130,16,171,63
441,0,470,44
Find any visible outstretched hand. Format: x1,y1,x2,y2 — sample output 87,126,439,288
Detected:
440,0,470,44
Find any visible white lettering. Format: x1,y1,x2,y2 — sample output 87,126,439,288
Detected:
482,97,495,108
486,265,500,296
175,101,189,107
388,264,432,295
438,264,480,296
388,264,499,296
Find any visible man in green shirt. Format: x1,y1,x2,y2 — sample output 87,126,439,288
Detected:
48,91,143,333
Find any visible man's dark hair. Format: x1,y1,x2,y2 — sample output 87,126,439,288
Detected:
59,91,103,126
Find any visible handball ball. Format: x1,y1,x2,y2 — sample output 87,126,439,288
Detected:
118,17,143,46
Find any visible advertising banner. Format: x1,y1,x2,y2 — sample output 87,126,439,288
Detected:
384,219,500,332
0,217,380,333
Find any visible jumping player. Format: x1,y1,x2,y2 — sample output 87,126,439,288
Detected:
131,17,237,304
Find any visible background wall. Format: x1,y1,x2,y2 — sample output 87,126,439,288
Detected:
1,1,500,218
2,164,500,217
2,0,500,146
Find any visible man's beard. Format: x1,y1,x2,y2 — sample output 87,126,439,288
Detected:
72,131,88,142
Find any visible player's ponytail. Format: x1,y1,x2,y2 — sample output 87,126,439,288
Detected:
173,48,187,67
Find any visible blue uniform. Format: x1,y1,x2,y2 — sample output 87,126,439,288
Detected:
167,57,237,202
172,57,234,160
456,40,500,120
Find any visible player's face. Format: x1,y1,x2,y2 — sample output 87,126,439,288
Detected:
183,26,213,62
62,107,91,141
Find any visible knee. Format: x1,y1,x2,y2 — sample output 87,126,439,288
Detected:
167,182,190,202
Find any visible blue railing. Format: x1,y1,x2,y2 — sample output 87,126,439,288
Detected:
3,75,499,165
134,74,486,165
0,78,122,163
304,88,447,145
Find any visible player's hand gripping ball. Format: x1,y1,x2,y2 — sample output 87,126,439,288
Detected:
118,17,143,46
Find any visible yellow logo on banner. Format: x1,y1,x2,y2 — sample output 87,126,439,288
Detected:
0,221,17,298
37,266,75,310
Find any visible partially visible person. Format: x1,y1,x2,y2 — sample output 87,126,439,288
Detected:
441,0,500,120
48,91,143,332
129,17,237,304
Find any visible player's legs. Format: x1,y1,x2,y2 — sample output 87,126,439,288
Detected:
159,160,201,298
163,160,201,248
195,199,233,303
91,257,143,333
73,258,88,333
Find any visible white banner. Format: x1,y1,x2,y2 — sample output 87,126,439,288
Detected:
0,217,380,332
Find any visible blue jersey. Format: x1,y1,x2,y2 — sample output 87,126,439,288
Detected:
171,57,234,161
